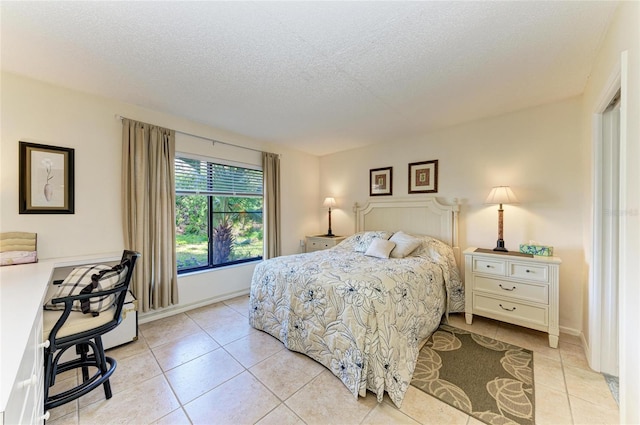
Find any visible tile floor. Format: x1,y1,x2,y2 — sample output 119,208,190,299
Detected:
47,295,620,425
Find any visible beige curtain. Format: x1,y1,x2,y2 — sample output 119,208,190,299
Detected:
122,119,178,312
262,152,281,259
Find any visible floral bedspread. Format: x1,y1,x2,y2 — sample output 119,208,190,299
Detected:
248,234,464,407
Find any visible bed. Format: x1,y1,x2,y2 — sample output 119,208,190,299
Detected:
248,197,464,407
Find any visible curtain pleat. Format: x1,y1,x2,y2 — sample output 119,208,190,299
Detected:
262,152,281,259
122,119,178,312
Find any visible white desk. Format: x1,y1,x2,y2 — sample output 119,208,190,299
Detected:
0,253,120,424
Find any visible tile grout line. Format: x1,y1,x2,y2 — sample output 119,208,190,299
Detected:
183,304,294,424
162,311,247,422
245,363,309,425
197,302,307,425
144,324,193,424
558,343,576,425
57,304,279,424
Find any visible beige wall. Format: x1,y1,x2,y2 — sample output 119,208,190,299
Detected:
0,72,320,314
579,1,639,422
320,96,585,333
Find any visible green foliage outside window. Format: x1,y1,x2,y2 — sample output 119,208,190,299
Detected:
175,156,263,272
176,195,263,271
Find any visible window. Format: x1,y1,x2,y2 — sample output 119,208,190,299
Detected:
175,155,263,273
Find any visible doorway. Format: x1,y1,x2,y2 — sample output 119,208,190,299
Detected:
591,88,621,377
599,92,620,376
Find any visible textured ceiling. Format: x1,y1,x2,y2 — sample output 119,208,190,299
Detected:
1,1,618,156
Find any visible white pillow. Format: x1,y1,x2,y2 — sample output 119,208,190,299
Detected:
389,231,422,258
354,231,393,252
364,238,396,259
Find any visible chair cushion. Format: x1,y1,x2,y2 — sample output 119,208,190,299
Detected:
43,305,116,340
44,264,128,313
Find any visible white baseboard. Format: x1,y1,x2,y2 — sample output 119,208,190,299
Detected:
559,325,581,337
581,332,594,369
578,331,599,372
138,288,250,324
560,325,596,371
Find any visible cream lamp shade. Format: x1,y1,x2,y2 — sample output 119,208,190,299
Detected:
485,186,518,252
323,197,336,208
485,186,519,205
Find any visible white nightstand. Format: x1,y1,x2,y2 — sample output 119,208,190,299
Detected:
464,247,562,348
305,235,346,253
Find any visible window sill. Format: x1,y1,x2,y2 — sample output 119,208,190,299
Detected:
177,259,262,278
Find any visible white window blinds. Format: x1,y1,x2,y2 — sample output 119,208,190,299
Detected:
175,156,263,197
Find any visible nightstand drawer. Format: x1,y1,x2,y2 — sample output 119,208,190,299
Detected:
509,262,549,283
305,235,346,253
307,240,332,251
473,275,549,304
473,294,548,327
472,258,506,276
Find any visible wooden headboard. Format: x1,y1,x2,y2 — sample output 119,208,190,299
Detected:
354,197,460,265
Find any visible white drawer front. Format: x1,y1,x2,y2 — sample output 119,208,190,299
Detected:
472,258,506,276
473,276,549,304
4,311,42,425
309,240,330,249
307,240,330,251
509,262,549,283
473,294,548,327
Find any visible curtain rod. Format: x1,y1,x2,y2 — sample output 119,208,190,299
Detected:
116,114,271,155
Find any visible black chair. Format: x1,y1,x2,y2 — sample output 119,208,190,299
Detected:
43,250,140,410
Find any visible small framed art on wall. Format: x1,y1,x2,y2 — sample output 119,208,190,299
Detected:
408,160,438,194
19,141,75,214
370,167,393,196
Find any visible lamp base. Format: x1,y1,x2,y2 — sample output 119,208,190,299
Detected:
325,233,335,237
493,239,508,252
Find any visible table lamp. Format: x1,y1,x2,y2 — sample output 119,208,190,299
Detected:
323,197,336,237
485,186,518,252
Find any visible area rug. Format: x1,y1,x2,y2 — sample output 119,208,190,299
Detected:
411,324,535,425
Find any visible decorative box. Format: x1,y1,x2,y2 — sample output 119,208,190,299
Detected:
519,243,553,257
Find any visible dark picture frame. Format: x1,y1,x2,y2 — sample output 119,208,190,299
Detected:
19,141,75,214
370,166,393,196
408,160,438,194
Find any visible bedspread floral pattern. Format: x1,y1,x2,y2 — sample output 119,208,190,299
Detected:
249,233,464,407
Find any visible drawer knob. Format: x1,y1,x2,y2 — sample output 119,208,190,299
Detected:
499,304,516,312
486,265,491,268
526,269,531,273
499,284,516,291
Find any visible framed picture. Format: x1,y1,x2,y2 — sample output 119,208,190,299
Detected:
370,167,393,196
408,160,438,194
19,141,75,214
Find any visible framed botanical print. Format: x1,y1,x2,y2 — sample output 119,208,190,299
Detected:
19,141,75,214
408,160,438,194
370,167,393,196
